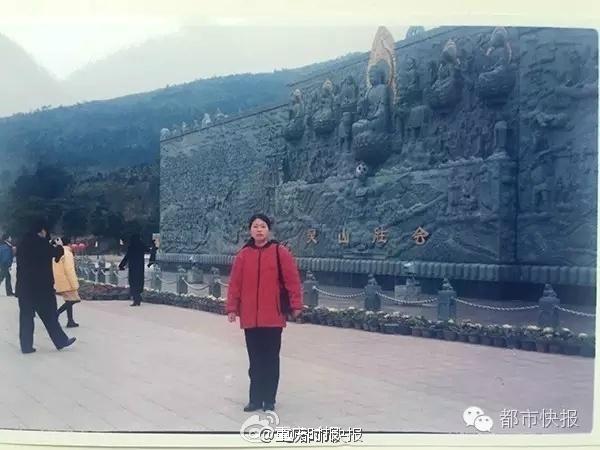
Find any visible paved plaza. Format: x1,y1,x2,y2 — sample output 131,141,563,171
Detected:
0,289,595,435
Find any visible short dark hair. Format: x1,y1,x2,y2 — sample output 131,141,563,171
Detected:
61,236,72,245
1,233,9,241
248,213,272,230
29,217,49,234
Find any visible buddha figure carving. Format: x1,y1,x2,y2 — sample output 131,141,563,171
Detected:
338,76,359,151
283,89,306,141
351,59,393,166
312,79,338,136
476,27,516,102
425,39,463,110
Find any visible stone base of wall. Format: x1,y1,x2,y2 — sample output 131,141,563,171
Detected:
158,253,595,287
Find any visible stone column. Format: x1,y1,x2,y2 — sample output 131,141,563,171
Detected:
176,266,188,295
303,270,319,307
437,278,457,321
538,284,560,328
364,274,381,312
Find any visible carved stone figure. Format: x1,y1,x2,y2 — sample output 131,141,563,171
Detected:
215,109,227,122
283,89,306,141
339,76,359,114
555,47,599,100
493,121,508,155
460,172,479,213
446,169,462,215
406,26,425,39
396,57,425,144
425,39,463,110
338,111,353,152
530,151,554,212
201,113,212,128
352,60,393,165
405,105,431,143
476,27,516,102
399,57,422,106
160,128,171,140
312,80,338,136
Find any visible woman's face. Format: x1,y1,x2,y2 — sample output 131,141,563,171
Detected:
250,219,270,244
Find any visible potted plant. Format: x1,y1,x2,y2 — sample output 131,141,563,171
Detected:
579,333,595,358
314,307,329,325
381,313,401,334
299,305,313,324
535,327,555,353
340,307,355,328
352,309,366,329
442,319,459,341
432,320,446,339
502,324,521,349
408,315,428,336
422,320,439,339
486,324,506,347
467,323,482,344
456,321,472,342
477,325,492,346
521,325,541,351
398,314,412,335
547,328,571,354
325,308,338,326
365,311,380,332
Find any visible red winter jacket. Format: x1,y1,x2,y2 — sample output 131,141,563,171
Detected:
226,241,303,329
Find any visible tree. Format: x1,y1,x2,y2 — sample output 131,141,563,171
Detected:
62,207,89,238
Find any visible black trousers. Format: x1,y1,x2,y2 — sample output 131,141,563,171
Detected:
57,301,79,323
18,292,70,352
244,327,282,405
130,288,142,305
0,265,13,295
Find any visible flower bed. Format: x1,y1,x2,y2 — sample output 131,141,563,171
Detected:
80,281,595,358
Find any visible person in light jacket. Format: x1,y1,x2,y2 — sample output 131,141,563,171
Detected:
53,237,81,328
226,214,303,413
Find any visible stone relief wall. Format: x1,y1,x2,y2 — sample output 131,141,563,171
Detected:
160,26,598,274
516,28,598,266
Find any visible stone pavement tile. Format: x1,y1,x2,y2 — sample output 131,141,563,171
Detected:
0,295,594,434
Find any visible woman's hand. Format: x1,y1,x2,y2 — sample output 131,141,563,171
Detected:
291,310,301,319
227,312,237,323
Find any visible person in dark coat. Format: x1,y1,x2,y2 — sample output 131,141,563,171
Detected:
147,239,158,268
0,233,15,296
15,218,76,354
118,233,148,306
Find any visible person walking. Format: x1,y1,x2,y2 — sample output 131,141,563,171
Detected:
15,218,76,354
147,239,158,268
53,237,82,328
0,234,15,296
226,214,303,412
118,233,148,306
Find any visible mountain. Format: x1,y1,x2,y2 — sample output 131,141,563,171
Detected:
0,47,363,238
0,49,362,180
62,25,386,104
0,33,71,118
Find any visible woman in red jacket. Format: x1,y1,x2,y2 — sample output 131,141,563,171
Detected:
227,214,303,412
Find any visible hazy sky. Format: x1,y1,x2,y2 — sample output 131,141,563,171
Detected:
1,18,182,79
2,0,597,81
